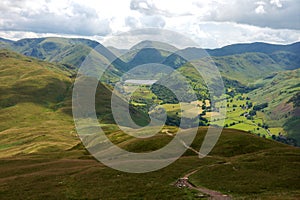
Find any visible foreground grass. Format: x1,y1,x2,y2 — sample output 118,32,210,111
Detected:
0,128,299,199
0,155,205,200
189,147,300,199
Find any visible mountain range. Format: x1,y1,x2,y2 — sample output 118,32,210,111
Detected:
0,37,299,199
1,37,299,140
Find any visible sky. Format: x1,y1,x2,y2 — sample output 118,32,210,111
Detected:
0,0,299,48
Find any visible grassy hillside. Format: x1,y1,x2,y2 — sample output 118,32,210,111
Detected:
0,50,79,157
158,51,288,101
164,41,300,68
248,68,300,143
0,128,299,199
171,52,287,85
10,37,98,63
0,50,149,158
0,38,13,49
269,51,300,70
211,53,285,84
2,37,125,72
107,46,128,57
207,42,300,58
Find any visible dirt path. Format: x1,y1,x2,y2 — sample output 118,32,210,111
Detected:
164,129,231,199
176,166,231,200
164,130,212,158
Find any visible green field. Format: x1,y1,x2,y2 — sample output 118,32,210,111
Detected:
206,93,290,140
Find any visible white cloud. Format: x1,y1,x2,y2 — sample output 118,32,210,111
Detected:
0,0,299,48
255,5,266,14
255,1,267,14
164,18,300,48
270,0,283,8
0,0,113,36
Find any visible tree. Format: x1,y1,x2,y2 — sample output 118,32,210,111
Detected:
271,135,276,140
253,103,268,111
249,110,256,116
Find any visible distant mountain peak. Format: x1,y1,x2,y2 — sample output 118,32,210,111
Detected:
130,40,178,52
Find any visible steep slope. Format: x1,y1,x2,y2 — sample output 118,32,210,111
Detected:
164,52,285,88
107,46,128,57
111,41,300,84
0,50,73,108
10,37,99,63
163,52,293,85
111,41,300,61
0,38,13,43
130,40,178,52
0,37,128,84
164,42,300,70
0,50,149,157
126,48,166,69
117,40,178,66
0,37,14,48
207,42,300,57
2,37,126,71
269,51,300,70
209,52,284,84
164,47,207,63
0,50,78,157
249,68,300,143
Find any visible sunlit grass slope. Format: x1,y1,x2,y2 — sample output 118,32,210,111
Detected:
0,50,149,157
0,50,79,157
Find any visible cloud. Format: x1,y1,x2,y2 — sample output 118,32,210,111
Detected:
129,0,186,18
164,18,300,48
270,0,283,8
0,0,112,36
0,0,299,48
140,16,165,28
255,5,266,14
102,28,198,49
130,0,156,15
125,15,165,29
192,0,300,30
125,16,139,29
129,0,300,30
255,2,266,14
